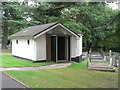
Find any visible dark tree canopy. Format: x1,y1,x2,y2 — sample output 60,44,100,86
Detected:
1,2,119,52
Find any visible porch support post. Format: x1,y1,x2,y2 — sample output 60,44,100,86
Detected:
56,36,58,62
46,34,51,62
65,37,68,61
69,37,71,61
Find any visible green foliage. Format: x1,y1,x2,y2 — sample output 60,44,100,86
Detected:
1,2,119,50
58,2,118,50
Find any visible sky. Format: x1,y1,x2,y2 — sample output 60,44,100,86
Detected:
27,1,119,10
106,2,118,10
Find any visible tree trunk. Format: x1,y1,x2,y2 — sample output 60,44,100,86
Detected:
2,23,8,49
93,41,99,51
2,3,9,49
86,41,92,53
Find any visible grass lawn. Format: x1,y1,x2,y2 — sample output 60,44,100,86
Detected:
0,55,55,67
5,56,118,88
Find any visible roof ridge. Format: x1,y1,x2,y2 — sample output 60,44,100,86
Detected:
29,22,58,27
18,22,59,32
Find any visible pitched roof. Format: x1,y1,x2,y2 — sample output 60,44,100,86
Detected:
10,22,80,39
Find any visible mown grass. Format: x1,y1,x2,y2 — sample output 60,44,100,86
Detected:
6,55,118,88
0,55,55,67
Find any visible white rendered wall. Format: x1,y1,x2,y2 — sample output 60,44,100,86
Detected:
36,34,46,61
76,36,82,56
12,39,36,60
71,36,82,58
71,36,77,58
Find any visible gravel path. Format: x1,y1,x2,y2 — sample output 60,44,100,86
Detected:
0,63,71,71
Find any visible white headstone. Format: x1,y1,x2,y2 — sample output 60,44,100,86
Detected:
110,58,112,66
109,50,112,58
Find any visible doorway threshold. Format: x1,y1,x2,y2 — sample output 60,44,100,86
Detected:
56,60,69,63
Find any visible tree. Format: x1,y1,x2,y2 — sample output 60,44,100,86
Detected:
1,2,118,52
57,2,118,51
1,2,9,49
1,2,39,49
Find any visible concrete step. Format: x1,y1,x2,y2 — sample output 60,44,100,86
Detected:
91,60,106,63
91,59,104,61
91,58,103,60
88,67,115,72
90,56,103,59
57,60,68,63
89,65,113,69
91,59,103,61
90,55,102,56
91,57,103,58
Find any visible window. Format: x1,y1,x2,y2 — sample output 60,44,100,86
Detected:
27,40,30,45
16,40,18,44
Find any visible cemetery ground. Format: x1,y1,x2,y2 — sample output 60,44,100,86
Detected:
0,55,55,67
5,56,118,88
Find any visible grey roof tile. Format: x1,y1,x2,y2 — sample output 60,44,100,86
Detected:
10,22,80,39
10,22,58,38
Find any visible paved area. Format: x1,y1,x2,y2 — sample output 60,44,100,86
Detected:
0,63,71,71
90,52,105,62
1,72,25,88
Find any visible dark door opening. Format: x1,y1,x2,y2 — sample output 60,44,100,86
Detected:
51,36,56,62
58,37,65,60
51,36,70,62
68,37,71,61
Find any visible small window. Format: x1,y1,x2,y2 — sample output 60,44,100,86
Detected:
16,40,18,44
27,40,30,45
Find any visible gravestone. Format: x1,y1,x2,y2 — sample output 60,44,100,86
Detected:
109,50,112,57
110,58,112,66
113,56,117,67
119,56,120,69
109,50,112,66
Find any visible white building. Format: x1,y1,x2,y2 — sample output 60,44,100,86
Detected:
10,22,83,62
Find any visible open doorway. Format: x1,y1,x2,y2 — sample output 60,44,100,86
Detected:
51,36,70,62
57,37,65,60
